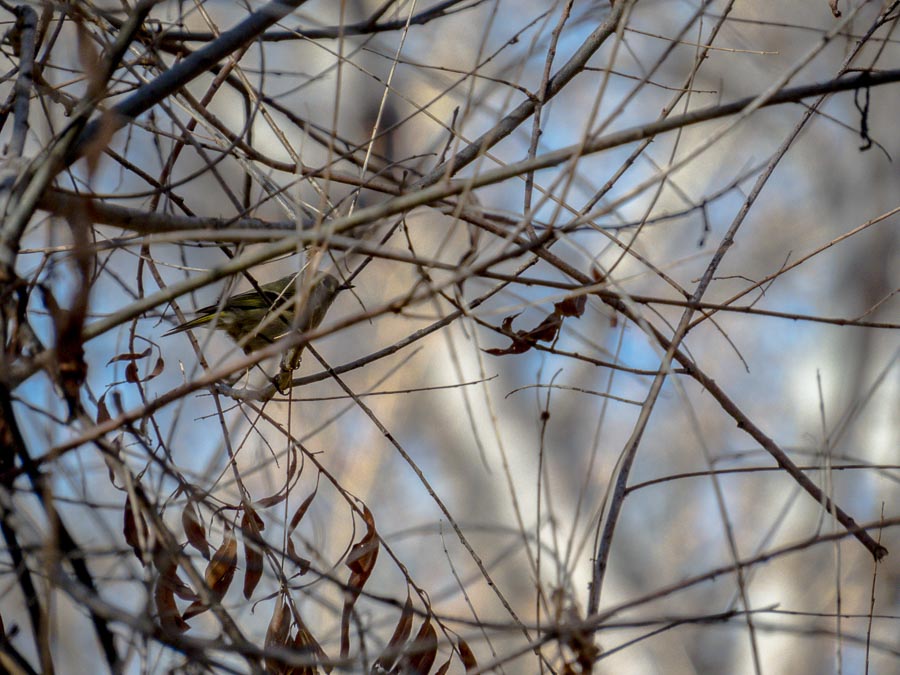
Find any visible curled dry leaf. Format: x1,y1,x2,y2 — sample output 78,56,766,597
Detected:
400,619,437,675
154,573,189,634
255,449,301,510
147,356,165,381
286,538,311,576
241,507,265,600
434,656,452,675
96,392,111,424
288,482,319,534
154,556,189,633
340,505,379,657
283,479,320,578
181,497,210,560
151,547,199,603
484,294,587,356
373,593,414,672
457,638,478,671
108,347,164,383
127,358,164,383
106,348,151,365
206,525,238,599
264,594,292,675
292,611,331,674
183,525,237,620
255,490,287,510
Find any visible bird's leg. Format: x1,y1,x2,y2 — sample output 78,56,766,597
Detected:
272,371,291,394
274,344,305,392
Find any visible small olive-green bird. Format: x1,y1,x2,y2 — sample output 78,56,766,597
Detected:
164,273,349,354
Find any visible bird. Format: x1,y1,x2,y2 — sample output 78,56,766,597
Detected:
163,272,349,354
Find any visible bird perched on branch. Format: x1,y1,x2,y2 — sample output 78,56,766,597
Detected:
164,272,350,354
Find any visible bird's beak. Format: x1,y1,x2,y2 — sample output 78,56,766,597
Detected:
338,282,354,291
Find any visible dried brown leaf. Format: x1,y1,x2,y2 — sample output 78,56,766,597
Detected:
244,555,264,594
457,638,478,671
265,595,292,674
401,619,437,675
292,611,331,674
242,508,265,599
169,575,199,602
181,498,210,560
113,349,164,383
256,451,301,509
255,490,287,509
288,483,319,534
182,599,204,621
340,505,379,657
373,594,414,671
154,573,189,634
557,294,587,317
147,357,165,381
153,555,190,632
286,538,310,575
206,525,237,600
485,295,587,356
153,551,198,603
184,525,237,619
106,348,151,365
96,392,111,424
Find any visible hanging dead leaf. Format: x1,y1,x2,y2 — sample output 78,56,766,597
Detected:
241,508,265,599
184,525,237,619
292,611,331,674
206,525,238,598
153,555,190,633
457,638,478,671
256,450,302,509
255,490,288,509
485,294,587,356
373,593,414,672
340,505,379,657
96,392,111,424
181,497,210,560
153,551,198,603
146,357,165,381
125,356,164,383
557,294,587,318
169,575,199,602
106,348,152,365
264,595,292,674
400,619,437,675
286,538,311,576
154,572,189,634
288,482,319,534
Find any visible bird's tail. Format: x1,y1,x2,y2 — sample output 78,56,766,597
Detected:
162,313,215,337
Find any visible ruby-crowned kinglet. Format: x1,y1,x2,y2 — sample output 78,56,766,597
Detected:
164,273,350,354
